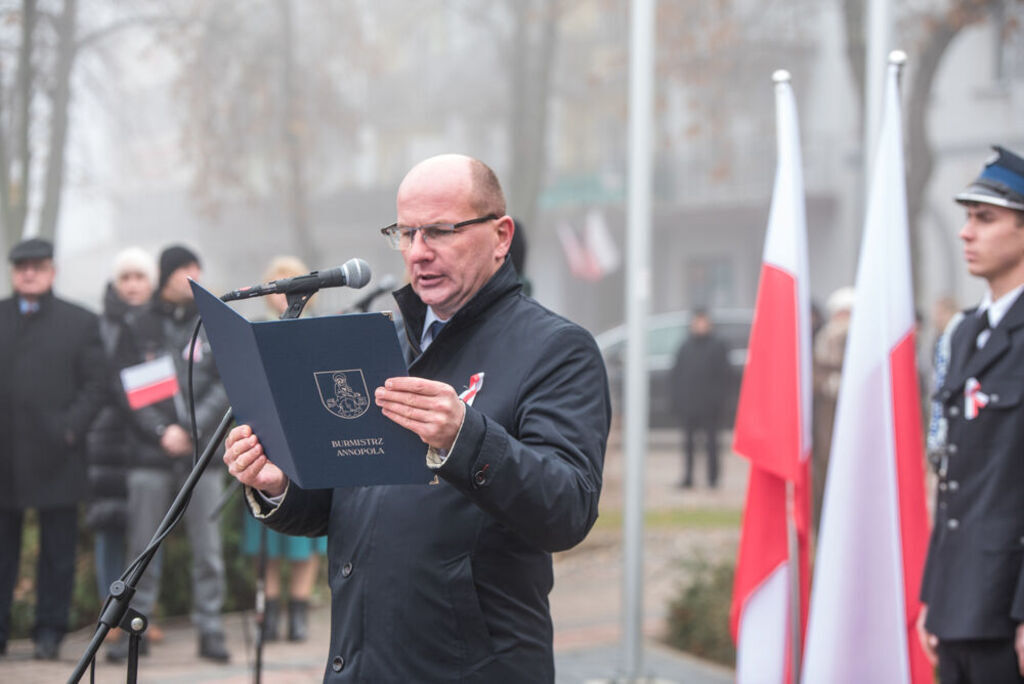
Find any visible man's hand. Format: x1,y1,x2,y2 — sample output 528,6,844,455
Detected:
224,424,288,497
161,424,193,457
1015,622,1024,676
916,604,938,666
375,377,465,451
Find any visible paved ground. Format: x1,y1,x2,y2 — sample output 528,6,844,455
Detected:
1,429,746,683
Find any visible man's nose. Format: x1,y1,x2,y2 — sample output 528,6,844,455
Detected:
406,230,433,257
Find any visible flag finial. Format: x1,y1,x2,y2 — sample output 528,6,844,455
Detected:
772,69,791,84
888,50,907,66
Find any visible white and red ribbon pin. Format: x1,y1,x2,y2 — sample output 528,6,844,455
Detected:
964,377,989,420
459,373,485,406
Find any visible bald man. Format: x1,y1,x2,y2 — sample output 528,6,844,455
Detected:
224,154,610,682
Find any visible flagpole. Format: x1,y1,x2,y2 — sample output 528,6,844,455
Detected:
623,0,655,680
772,68,804,684
786,480,801,684
862,0,891,273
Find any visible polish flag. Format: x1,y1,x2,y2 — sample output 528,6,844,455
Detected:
120,355,179,410
801,55,931,684
557,212,621,281
730,71,812,684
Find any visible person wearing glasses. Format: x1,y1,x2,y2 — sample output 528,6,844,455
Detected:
224,153,611,682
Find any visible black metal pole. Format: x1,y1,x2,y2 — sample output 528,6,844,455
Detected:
68,409,236,683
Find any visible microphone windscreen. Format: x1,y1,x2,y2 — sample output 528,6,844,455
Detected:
342,258,372,289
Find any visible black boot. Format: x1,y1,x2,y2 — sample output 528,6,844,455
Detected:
198,630,230,663
262,598,280,642
287,600,309,642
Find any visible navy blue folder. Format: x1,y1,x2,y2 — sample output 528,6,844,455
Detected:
191,281,432,488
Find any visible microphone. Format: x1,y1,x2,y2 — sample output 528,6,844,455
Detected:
221,258,372,302
345,274,398,313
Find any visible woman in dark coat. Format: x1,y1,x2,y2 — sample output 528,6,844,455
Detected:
85,248,156,603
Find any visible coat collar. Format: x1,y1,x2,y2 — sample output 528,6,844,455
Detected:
944,290,1024,392
393,257,521,356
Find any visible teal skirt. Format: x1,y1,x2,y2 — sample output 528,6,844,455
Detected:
241,512,327,560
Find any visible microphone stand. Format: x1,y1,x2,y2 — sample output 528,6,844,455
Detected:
250,291,313,683
68,290,315,684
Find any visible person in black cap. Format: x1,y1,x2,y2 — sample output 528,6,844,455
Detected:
919,145,1024,682
110,243,231,663
0,237,106,659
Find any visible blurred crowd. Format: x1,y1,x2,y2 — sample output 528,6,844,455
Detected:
0,239,324,665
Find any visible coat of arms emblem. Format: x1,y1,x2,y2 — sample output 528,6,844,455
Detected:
314,369,370,419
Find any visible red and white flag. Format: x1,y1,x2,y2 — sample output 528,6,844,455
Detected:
801,57,931,684
730,72,812,684
120,354,179,410
557,211,620,281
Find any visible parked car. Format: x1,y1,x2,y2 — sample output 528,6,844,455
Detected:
595,309,753,428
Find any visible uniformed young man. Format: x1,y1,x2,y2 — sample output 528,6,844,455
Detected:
918,145,1024,683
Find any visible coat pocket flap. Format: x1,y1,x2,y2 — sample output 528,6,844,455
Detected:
979,518,1024,551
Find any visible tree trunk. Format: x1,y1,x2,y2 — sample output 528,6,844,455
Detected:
279,0,313,265
843,0,1000,308
6,0,37,247
38,0,78,242
506,0,559,233
903,0,998,306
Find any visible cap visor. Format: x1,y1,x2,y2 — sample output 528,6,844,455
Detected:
955,183,1024,211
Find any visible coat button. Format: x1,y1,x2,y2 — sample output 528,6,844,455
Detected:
342,562,353,578
948,480,959,492
947,405,960,417
946,443,958,455
947,518,959,531
332,655,345,672
938,482,947,492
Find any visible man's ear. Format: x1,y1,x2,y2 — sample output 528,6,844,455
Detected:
494,215,514,260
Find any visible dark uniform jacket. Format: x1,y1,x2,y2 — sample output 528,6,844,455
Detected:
0,292,106,509
921,293,1024,639
124,296,228,469
251,259,611,682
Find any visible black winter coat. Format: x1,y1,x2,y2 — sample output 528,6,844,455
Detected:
249,259,611,682
670,333,731,419
0,292,107,509
123,296,228,469
84,284,145,530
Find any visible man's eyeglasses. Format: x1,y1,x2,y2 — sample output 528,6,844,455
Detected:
380,214,499,251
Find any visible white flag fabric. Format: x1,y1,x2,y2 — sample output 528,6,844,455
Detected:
801,58,931,684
